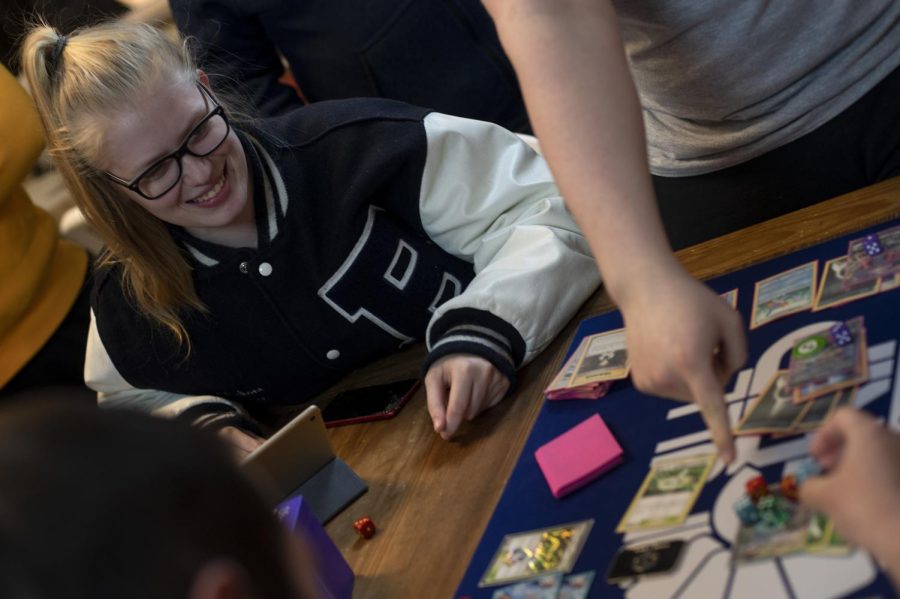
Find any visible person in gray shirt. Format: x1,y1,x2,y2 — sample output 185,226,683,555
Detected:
481,0,900,465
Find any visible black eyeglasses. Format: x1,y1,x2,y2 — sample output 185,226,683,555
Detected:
104,83,231,200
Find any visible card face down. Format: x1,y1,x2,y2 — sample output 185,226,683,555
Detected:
535,414,623,499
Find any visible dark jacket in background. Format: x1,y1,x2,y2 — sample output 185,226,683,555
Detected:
168,0,531,132
1,0,126,71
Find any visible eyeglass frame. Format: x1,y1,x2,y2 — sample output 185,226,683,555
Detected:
103,83,231,200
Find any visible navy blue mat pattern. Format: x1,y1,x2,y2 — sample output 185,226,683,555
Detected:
457,218,900,599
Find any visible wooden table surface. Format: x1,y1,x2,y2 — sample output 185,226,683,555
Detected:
321,178,900,598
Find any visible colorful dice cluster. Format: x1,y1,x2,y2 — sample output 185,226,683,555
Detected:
733,473,801,528
733,494,760,525
757,495,791,529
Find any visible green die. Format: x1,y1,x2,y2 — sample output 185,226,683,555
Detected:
757,495,791,529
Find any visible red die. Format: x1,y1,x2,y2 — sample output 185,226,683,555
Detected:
353,516,376,539
780,474,799,502
745,475,770,503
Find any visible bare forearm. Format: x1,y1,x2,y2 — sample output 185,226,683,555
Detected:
485,0,678,301
483,0,747,464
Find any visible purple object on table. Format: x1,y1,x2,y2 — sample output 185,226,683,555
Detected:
276,495,354,599
863,234,884,256
830,322,853,347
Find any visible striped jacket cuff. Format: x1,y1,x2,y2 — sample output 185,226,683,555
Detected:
424,308,526,389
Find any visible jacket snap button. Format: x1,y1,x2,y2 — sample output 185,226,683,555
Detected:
258,262,273,276
239,261,249,274
326,349,340,360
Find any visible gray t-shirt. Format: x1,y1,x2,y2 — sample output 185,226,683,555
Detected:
614,1,900,176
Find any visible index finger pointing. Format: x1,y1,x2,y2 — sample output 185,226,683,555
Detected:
687,368,735,464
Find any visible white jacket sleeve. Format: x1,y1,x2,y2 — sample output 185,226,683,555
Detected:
85,310,257,431
419,112,600,377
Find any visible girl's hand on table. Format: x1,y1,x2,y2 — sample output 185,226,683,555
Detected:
425,355,510,440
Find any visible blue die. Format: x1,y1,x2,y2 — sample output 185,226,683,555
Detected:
830,322,853,347
733,494,759,525
863,234,883,256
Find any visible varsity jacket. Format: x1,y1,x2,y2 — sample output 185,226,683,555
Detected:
170,0,530,133
85,99,599,430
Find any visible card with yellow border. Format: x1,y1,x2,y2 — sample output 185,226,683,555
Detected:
616,453,715,533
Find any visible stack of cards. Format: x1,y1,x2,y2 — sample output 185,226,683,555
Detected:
786,317,868,403
535,414,623,499
545,329,630,400
734,371,856,437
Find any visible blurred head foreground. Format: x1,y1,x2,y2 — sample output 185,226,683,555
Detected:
0,402,311,598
